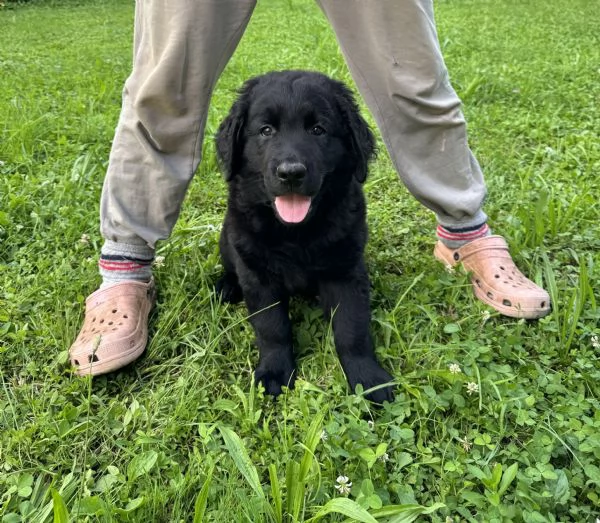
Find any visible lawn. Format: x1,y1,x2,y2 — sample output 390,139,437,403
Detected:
0,0,599,521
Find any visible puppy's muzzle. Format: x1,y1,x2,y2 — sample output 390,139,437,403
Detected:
276,161,307,186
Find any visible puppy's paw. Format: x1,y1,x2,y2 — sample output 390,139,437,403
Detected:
344,357,395,404
254,356,296,397
215,273,243,304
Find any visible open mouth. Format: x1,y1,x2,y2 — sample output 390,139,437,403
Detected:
274,194,312,223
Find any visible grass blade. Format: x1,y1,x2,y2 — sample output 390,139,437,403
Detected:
308,497,377,523
498,462,519,497
298,411,325,483
268,464,283,523
50,488,69,523
290,410,325,521
127,450,158,483
219,425,265,501
193,464,215,523
368,502,446,523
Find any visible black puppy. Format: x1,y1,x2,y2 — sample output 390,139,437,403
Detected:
215,70,394,403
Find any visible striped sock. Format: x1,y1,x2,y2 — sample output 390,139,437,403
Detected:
99,240,154,288
436,222,491,249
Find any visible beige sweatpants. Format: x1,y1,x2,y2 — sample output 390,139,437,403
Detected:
100,0,488,249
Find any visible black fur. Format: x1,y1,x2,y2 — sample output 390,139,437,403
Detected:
215,70,394,403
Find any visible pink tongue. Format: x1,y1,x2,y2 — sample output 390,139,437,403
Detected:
274,194,312,223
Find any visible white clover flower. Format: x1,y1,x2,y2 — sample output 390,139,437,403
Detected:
458,436,472,452
592,335,599,350
379,452,389,463
445,264,455,274
320,429,328,442
79,233,90,245
448,363,461,374
153,255,165,268
335,475,352,495
367,420,375,430
466,382,479,395
481,310,491,323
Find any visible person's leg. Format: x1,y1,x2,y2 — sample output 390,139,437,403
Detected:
70,0,257,375
317,0,550,318
316,0,486,238
100,0,257,282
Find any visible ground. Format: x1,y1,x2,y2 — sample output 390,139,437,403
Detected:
0,0,599,521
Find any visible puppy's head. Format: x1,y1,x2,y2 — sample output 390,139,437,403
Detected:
216,70,375,225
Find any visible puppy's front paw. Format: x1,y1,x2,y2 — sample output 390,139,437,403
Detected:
215,273,243,304
254,356,296,397
344,358,395,404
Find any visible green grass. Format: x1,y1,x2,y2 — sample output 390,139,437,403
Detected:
1,0,599,521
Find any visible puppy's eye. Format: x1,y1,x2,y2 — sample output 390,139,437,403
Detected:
259,125,273,137
309,125,326,136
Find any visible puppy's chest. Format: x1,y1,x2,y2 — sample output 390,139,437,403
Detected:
268,244,314,292
260,240,357,293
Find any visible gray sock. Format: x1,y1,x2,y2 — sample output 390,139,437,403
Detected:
99,240,154,288
436,222,492,249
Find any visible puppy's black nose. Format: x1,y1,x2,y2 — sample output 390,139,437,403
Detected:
276,161,306,184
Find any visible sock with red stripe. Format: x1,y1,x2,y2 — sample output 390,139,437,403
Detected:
436,222,491,249
99,240,154,288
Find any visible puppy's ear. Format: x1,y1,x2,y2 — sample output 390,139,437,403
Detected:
334,82,376,183
215,79,257,181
